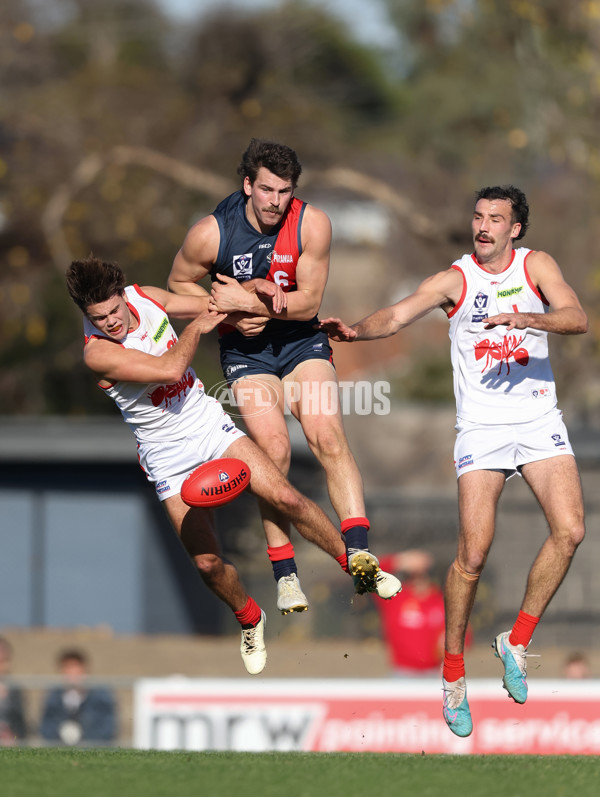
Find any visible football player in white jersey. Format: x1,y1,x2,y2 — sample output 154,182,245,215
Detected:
66,256,399,676
319,185,588,737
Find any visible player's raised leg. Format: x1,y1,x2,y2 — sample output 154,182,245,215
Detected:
232,374,309,614
285,360,401,600
162,494,266,675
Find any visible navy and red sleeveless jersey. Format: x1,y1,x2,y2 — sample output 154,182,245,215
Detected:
212,191,317,341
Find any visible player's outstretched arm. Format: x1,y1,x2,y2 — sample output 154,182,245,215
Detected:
84,310,226,385
484,251,588,335
321,268,463,342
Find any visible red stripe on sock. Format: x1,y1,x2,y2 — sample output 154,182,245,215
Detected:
341,516,370,534
509,610,539,648
234,597,261,627
267,542,295,562
443,651,465,682
336,553,349,573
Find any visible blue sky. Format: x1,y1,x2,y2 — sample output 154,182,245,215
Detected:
156,0,399,48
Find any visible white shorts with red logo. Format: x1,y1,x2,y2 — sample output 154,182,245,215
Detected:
454,408,574,479
137,401,245,501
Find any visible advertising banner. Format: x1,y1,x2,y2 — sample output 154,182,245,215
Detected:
134,678,600,755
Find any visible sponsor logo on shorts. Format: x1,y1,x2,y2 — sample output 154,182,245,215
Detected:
312,343,324,351
221,422,235,433
532,388,551,398
496,286,523,299
225,364,249,379
457,454,474,470
233,254,253,278
551,433,566,448
156,480,170,494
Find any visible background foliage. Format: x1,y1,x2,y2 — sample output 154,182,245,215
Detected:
1,0,599,415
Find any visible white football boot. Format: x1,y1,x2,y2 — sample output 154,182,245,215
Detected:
276,573,309,615
240,610,267,675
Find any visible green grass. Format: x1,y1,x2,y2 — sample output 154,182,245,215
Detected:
1,748,599,797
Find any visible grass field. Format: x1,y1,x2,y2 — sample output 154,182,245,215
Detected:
2,748,599,797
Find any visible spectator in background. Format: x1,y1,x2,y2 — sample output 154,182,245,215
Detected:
0,636,27,746
39,649,117,746
562,651,591,679
374,551,472,677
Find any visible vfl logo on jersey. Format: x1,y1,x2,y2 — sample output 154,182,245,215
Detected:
471,291,489,322
233,253,253,279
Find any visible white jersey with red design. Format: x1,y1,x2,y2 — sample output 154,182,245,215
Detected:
448,247,556,424
83,284,213,444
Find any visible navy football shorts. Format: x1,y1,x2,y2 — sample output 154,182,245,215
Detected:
219,327,333,385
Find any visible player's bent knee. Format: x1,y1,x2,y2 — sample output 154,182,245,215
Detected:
452,559,481,582
194,553,223,579
271,484,305,517
260,435,291,473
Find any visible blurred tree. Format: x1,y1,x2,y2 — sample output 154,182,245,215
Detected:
0,0,402,414
0,0,598,416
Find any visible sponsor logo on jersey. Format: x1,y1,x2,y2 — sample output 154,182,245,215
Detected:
148,371,195,408
259,243,272,249
153,317,169,342
471,291,489,322
272,252,294,263
496,285,523,299
233,253,253,278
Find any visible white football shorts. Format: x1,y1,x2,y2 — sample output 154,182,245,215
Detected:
454,408,574,479
137,399,246,501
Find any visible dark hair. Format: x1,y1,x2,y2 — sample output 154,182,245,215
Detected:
58,649,88,667
475,185,529,240
237,138,302,187
66,255,126,312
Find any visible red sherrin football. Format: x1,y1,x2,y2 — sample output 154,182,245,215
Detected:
180,458,251,508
